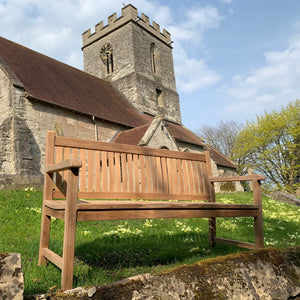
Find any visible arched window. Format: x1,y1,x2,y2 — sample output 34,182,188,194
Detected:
100,43,114,74
150,43,156,73
160,146,169,150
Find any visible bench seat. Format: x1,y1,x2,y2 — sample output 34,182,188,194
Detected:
44,200,259,221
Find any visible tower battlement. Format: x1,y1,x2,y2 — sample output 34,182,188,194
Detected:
82,4,171,49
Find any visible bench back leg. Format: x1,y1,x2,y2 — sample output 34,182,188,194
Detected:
61,168,79,291
39,131,55,265
253,180,264,248
209,217,216,247
254,215,264,248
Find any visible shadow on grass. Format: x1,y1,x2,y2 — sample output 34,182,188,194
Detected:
74,231,243,271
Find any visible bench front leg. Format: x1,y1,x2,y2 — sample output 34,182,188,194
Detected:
61,167,80,291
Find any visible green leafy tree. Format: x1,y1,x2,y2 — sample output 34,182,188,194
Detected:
233,100,300,192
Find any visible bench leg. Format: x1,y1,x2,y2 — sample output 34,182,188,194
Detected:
209,217,216,247
253,180,264,249
61,168,79,291
254,213,264,248
61,212,76,291
38,208,51,265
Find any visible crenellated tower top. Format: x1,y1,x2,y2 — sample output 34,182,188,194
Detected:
82,4,172,49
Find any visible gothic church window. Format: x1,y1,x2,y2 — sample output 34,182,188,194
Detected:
100,43,114,74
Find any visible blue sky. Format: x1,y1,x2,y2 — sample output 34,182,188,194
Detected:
0,0,300,131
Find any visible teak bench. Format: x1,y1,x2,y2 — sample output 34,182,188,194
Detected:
38,131,265,290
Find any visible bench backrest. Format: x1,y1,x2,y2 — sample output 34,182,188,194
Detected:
45,131,213,201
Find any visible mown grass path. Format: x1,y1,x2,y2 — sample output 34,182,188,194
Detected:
0,190,299,295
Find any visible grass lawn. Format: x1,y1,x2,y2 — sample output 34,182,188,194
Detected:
0,189,299,295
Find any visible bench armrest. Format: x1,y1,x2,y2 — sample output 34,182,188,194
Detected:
46,159,82,174
209,174,265,206
209,174,266,183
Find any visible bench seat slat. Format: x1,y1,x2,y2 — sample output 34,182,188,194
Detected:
76,209,259,221
44,201,259,222
45,199,259,210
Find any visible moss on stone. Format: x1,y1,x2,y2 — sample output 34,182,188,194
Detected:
220,181,235,193
48,247,300,299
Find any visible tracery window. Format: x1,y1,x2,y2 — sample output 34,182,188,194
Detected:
100,43,114,74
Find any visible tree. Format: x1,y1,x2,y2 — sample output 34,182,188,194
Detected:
196,120,241,159
233,100,300,192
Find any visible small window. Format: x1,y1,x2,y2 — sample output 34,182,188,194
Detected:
100,43,114,74
150,43,156,73
156,88,163,107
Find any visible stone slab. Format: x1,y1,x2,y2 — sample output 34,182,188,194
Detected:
0,253,24,300
45,247,300,299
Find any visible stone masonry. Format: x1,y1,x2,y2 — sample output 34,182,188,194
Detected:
0,71,127,188
82,4,181,124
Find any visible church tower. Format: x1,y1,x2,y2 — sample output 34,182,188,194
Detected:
82,4,181,124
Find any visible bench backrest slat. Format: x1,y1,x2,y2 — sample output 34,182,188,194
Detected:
49,133,211,201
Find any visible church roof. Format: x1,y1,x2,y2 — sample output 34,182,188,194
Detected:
113,123,150,145
204,144,237,169
166,122,204,147
0,36,146,128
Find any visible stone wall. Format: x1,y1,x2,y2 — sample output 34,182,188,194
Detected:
0,85,127,188
139,118,178,151
0,68,14,176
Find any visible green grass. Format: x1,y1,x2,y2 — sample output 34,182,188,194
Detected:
0,189,299,295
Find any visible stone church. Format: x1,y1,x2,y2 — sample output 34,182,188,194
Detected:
0,4,242,192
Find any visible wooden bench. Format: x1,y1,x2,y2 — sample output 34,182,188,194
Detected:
38,131,265,290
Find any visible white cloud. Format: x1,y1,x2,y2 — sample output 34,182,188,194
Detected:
224,34,300,119
169,5,222,44
219,0,233,4
175,45,221,92
169,5,223,93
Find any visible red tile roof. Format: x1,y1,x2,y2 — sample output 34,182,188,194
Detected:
166,122,205,147
113,123,150,145
0,36,146,127
205,144,237,169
